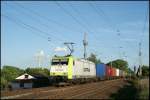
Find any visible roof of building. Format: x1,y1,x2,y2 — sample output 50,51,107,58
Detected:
15,73,36,80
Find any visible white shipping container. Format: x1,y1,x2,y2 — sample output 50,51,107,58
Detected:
72,59,96,78
116,69,119,76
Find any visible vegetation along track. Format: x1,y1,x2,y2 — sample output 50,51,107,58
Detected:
12,79,126,99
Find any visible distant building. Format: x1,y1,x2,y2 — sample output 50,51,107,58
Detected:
11,73,36,89
11,73,50,90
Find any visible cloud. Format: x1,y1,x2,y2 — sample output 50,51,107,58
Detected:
54,47,67,52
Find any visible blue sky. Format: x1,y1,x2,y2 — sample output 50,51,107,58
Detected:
1,1,149,70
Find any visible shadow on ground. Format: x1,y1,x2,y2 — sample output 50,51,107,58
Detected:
110,80,138,100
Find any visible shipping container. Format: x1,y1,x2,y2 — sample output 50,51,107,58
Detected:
116,69,119,76
111,67,114,76
110,67,113,76
106,65,111,77
111,67,116,76
114,68,117,76
106,65,114,77
72,59,96,79
96,63,106,79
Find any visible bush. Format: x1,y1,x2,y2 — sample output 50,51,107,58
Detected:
1,77,8,90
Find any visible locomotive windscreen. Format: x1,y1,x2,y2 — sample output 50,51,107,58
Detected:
52,58,69,65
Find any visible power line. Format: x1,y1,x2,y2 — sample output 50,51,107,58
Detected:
2,14,63,54
55,1,92,34
2,14,47,39
2,14,64,43
140,6,149,42
14,2,85,45
55,1,104,48
67,2,100,42
68,3,106,56
88,2,122,57
2,14,61,49
88,2,120,32
14,2,82,34
10,4,69,43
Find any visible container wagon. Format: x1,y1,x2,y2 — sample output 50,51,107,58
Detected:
112,67,116,79
96,63,106,80
116,69,120,78
106,65,113,79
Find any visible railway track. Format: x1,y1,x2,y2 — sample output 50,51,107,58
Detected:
2,79,126,99
33,80,116,99
68,80,122,99
63,80,122,99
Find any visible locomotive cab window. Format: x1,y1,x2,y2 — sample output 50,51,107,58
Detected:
51,59,60,65
51,59,68,65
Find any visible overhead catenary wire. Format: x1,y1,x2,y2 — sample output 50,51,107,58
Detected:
55,1,93,34
88,2,122,58
15,2,118,48
14,2,85,46
90,2,122,58
14,2,82,34
68,3,103,55
88,2,120,33
67,2,101,42
9,4,71,43
1,14,64,47
140,4,149,43
55,1,104,54
2,14,64,57
2,14,47,39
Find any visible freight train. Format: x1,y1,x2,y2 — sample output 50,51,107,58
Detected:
49,55,127,85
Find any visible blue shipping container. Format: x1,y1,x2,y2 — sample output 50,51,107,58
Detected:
96,63,106,79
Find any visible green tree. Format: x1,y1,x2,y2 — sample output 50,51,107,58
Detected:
142,65,149,76
25,67,49,77
87,53,102,64
126,68,134,76
0,77,8,90
107,59,128,71
1,65,24,90
1,65,24,82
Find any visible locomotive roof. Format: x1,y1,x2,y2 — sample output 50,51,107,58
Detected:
52,55,74,59
52,55,94,64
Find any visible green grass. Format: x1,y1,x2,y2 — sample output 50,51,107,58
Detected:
139,88,149,100
137,79,149,100
110,80,138,100
110,78,149,100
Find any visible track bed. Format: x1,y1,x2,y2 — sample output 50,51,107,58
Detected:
1,79,127,99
